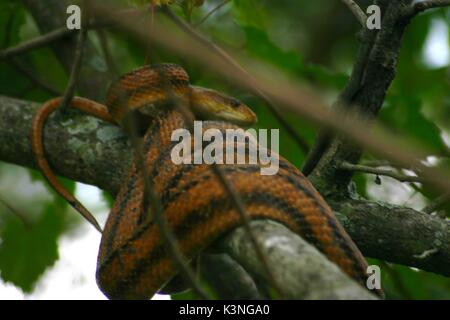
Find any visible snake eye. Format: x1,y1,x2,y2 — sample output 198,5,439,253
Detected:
230,98,241,108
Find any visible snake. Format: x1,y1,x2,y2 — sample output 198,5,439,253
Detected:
31,63,375,299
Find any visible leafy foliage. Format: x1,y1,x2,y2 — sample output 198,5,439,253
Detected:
0,203,64,293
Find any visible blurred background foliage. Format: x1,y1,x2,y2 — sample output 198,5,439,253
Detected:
0,0,449,299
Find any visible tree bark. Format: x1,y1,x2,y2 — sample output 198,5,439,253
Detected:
1,94,448,280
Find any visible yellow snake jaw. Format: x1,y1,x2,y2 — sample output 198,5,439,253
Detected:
189,86,257,127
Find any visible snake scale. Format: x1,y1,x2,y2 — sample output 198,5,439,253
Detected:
31,63,374,299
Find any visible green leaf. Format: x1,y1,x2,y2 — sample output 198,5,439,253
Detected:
382,263,450,299
0,0,26,47
0,203,64,293
232,0,267,29
241,25,304,74
380,95,445,154
239,25,347,89
101,191,114,208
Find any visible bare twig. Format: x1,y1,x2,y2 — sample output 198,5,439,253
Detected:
59,26,87,111
413,248,439,259
340,0,367,27
0,19,106,61
360,160,393,167
163,6,310,154
340,162,424,183
422,192,450,214
194,0,230,27
0,27,73,60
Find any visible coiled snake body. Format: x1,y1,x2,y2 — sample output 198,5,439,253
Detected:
32,63,372,299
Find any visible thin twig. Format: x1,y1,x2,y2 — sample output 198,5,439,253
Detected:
162,6,310,154
0,28,73,60
413,248,439,259
340,0,367,27
422,192,450,214
0,6,150,61
194,0,230,27
59,25,88,111
359,160,393,168
340,162,424,183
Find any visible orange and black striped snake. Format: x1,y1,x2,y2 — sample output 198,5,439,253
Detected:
31,63,376,299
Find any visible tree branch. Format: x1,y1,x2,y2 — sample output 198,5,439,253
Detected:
411,0,450,15
221,221,377,299
194,0,230,27
1,94,449,279
331,197,450,277
340,0,367,27
340,162,424,183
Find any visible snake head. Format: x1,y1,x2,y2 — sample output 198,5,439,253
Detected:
190,86,257,127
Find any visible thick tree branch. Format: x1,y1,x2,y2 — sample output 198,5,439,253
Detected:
0,95,129,195
1,95,449,280
331,198,450,277
308,1,415,196
221,221,376,299
0,95,377,299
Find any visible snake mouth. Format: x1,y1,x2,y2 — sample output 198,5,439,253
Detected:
190,86,257,127
208,108,257,127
